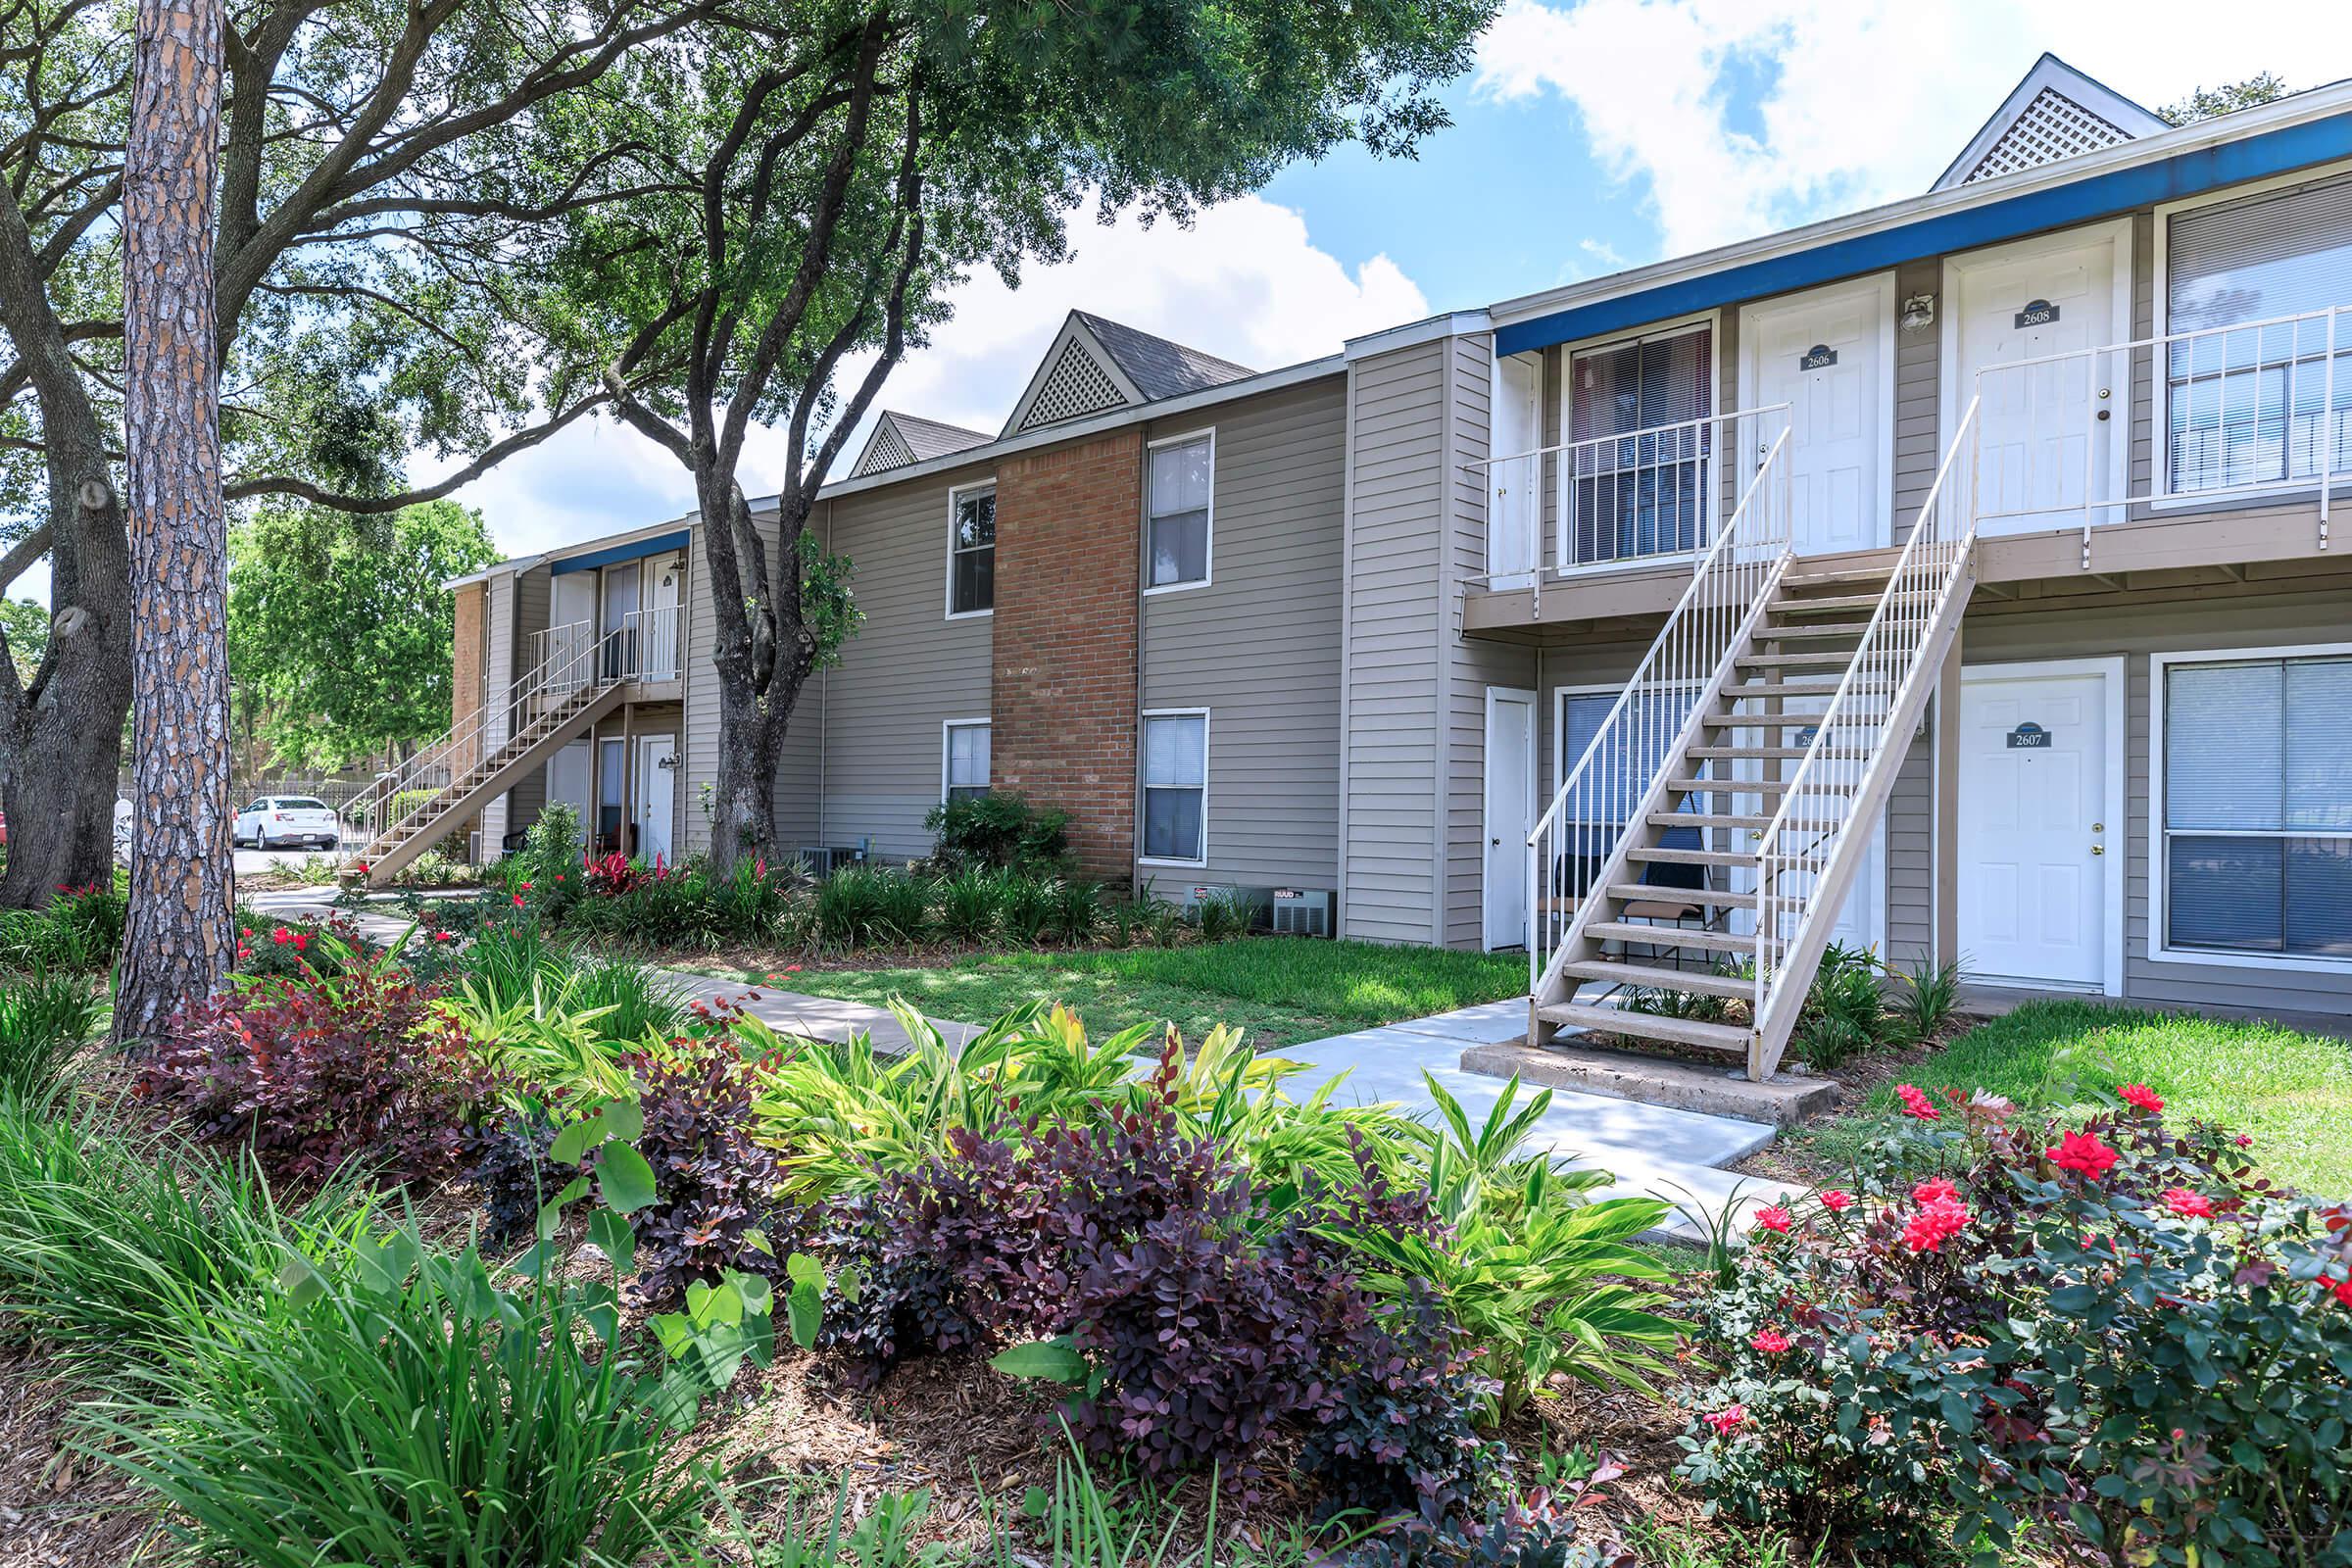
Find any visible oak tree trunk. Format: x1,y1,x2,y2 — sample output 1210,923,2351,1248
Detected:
115,0,230,1049
700,478,815,874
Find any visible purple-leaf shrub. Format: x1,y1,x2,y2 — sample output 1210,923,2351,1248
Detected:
138,971,487,1184
624,1035,792,1305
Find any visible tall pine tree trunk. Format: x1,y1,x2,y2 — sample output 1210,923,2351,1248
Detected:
115,0,229,1048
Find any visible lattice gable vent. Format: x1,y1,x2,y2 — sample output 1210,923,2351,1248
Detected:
850,417,916,478
1014,338,1130,432
1965,87,2134,183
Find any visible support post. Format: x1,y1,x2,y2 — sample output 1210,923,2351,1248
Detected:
1932,626,1963,970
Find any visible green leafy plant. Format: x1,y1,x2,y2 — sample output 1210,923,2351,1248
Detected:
1791,941,1885,1071
82,1220,721,1568
1885,953,1963,1045
1190,890,1254,943
0,970,101,1100
1000,873,1058,946
1050,878,1103,946
937,867,1004,944
922,791,1073,876
0,1098,375,1362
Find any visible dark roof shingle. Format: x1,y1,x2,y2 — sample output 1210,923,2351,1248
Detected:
1073,311,1254,402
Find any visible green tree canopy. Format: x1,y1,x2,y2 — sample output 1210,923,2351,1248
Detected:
2159,73,2292,126
571,0,1496,864
227,501,499,771
0,598,40,683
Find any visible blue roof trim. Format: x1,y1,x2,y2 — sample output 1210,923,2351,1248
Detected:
549,529,690,576
1496,112,2352,358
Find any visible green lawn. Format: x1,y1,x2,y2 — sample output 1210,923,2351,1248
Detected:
707,937,1530,1052
1788,1000,2352,1199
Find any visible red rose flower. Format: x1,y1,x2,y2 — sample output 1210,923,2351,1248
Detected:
270,927,292,946
1749,1328,1791,1353
2162,1188,2214,1219
1911,1177,1959,1205
2332,1278,2352,1308
2048,1131,2120,1180
512,894,526,907
1895,1083,1940,1121
1902,1196,1971,1253
2119,1083,2165,1115
1752,1204,1792,1235
1819,1190,1853,1211
1703,1404,1747,1435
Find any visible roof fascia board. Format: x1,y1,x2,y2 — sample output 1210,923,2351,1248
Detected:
810,353,1344,503
1492,85,2352,357
547,527,692,575
1344,309,1493,359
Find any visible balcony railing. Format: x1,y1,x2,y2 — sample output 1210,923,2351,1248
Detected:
1469,407,1792,610
1975,303,2346,566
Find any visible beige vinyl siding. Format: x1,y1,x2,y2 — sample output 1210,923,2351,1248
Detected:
816,468,995,861
1892,257,1944,531
1139,377,1346,890
678,514,826,858
1896,582,2352,1014
1340,338,1447,943
1885,730,1935,966
1441,331,1540,949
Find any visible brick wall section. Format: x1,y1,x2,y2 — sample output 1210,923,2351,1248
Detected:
992,430,1142,880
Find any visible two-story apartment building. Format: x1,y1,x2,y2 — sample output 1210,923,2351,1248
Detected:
379,55,2352,1078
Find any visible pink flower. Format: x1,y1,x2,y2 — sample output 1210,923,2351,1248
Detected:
1703,1404,1747,1436
270,927,292,946
555,872,566,882
512,894,526,907
1911,1177,1959,1205
2048,1131,2120,1180
2162,1188,2215,1219
1819,1190,1853,1212
1749,1328,1791,1353
240,927,254,939
290,933,309,953
431,929,456,943
2235,1134,2254,1149
1903,1196,1971,1253
1895,1083,1940,1121
519,880,533,891
2119,1083,2165,1115
1752,1205,1792,1235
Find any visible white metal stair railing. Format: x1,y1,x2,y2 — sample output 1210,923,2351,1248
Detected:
344,605,678,867
1525,406,1794,1026
1972,302,2348,569
1750,399,1984,1077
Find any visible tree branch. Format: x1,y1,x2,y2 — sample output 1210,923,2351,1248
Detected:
225,389,610,512
0,522,49,595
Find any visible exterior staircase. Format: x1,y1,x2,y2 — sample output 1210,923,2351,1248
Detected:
340,612,665,888
1526,403,1985,1080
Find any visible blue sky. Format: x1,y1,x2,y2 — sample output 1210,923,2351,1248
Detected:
16,0,2352,605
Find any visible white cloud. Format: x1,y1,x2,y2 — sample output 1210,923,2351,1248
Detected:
426,193,1426,562
1476,0,2352,257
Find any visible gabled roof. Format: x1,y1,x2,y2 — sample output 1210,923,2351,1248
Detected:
848,410,991,479
998,311,1254,437
1934,53,2168,192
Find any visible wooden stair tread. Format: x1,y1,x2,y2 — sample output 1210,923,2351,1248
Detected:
1689,745,1813,760
1559,957,1752,1000
1767,591,1890,613
1628,845,1748,866
1757,620,1873,640
1537,1001,1748,1054
1649,811,1771,830
1736,650,1857,669
1666,775,1788,796
1605,882,1756,907
1588,920,1756,955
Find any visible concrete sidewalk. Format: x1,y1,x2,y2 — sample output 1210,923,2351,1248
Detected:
251,889,1800,1236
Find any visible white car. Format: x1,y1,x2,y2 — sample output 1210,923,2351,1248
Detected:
234,795,341,852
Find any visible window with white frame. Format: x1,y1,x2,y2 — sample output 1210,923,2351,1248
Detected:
1141,711,1207,862
1147,433,1212,589
947,485,995,615
2161,653,2352,959
943,720,991,805
2164,171,2352,495
1566,321,1714,565
1556,689,1701,894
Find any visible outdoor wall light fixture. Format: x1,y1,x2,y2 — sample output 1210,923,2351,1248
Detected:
1900,293,1936,331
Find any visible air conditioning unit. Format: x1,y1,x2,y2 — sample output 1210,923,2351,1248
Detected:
796,845,868,877
1270,887,1334,938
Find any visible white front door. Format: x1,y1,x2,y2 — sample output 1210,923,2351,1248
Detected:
1489,355,1542,588
1483,688,1537,951
637,733,676,864
1945,223,2130,536
644,555,682,679
1741,275,1892,556
1959,666,2114,989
